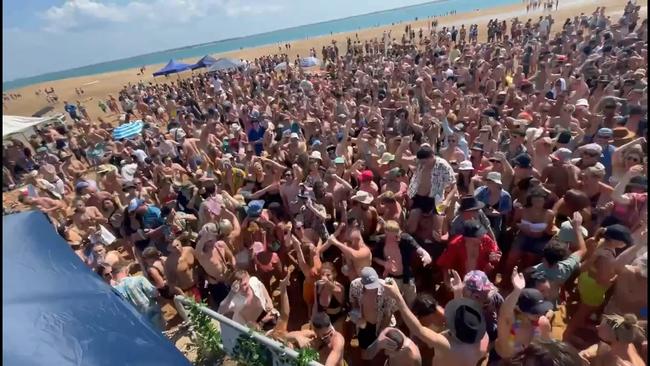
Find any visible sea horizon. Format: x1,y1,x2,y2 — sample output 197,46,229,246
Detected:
3,0,520,91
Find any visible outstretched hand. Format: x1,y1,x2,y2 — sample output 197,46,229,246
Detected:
448,269,464,293
511,266,525,291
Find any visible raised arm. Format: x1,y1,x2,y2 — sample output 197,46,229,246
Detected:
496,267,525,359
382,280,450,351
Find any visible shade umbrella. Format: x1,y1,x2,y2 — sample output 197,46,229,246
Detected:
206,58,244,72
300,57,320,68
274,62,288,72
112,120,143,140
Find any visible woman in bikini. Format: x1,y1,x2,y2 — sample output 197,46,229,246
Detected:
312,262,346,333
141,247,173,300
505,188,557,279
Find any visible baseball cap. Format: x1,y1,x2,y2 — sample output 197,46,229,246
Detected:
596,128,613,139
556,220,588,244
512,153,532,169
360,267,381,290
245,200,265,218
127,198,144,213
444,298,487,344
602,224,633,246
290,132,299,139
550,148,573,162
575,98,589,108
359,170,374,183
458,160,474,171
517,288,553,315
582,143,603,156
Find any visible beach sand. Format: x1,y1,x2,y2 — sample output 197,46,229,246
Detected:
3,0,643,121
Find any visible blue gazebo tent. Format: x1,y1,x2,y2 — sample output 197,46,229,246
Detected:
152,59,192,76
190,55,218,70
3,211,190,366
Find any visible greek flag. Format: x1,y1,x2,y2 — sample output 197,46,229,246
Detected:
112,120,143,140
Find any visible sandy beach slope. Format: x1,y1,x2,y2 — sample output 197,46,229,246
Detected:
2,0,643,119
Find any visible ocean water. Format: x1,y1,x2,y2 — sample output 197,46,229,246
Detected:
3,0,521,91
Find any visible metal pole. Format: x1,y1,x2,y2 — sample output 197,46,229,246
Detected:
174,296,323,366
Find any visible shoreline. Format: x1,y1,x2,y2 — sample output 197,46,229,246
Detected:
3,0,640,118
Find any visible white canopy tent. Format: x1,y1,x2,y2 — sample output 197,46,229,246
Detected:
3,114,64,138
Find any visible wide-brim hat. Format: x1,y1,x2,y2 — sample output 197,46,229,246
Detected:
379,152,396,165
612,127,636,147
458,196,485,212
351,190,374,205
444,298,487,344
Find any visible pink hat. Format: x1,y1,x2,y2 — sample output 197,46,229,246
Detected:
359,170,374,183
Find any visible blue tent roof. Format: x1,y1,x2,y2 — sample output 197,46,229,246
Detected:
189,55,218,70
152,59,192,76
2,211,190,366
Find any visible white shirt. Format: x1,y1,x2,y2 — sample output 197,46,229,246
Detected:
132,149,148,163
121,163,138,182
221,276,268,324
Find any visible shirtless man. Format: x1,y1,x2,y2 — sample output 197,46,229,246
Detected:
164,239,201,302
307,312,346,366
180,132,205,171
195,223,236,308
218,270,276,329
321,223,372,281
280,165,302,216
20,194,67,222
368,327,422,366
383,279,489,366
72,198,108,236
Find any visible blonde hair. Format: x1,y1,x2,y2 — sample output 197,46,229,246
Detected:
385,220,401,233
603,314,643,343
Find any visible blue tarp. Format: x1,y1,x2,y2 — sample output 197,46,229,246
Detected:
2,211,190,366
152,59,191,76
189,55,218,70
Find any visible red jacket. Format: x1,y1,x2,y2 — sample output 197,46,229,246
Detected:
436,234,500,277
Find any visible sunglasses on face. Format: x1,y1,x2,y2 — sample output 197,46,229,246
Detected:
626,156,641,163
583,152,599,157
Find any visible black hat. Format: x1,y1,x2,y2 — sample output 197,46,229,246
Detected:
462,221,482,238
444,298,487,344
471,143,485,152
628,176,648,191
512,153,532,169
556,130,572,144
603,224,633,246
416,146,434,160
482,107,498,118
458,196,485,212
517,288,553,315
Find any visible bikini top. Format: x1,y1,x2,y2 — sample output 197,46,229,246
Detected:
521,219,548,233
316,283,343,312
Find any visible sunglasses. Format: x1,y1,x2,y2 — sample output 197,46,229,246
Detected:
626,156,641,163
583,152,599,157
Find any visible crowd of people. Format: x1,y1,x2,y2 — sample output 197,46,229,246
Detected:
3,2,648,365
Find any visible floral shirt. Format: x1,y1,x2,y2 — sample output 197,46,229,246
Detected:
113,275,159,315
407,157,456,200
349,278,397,333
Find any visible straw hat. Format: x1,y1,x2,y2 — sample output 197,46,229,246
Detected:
612,127,636,147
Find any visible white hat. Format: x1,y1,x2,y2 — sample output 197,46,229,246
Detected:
526,127,544,141
486,171,503,185
309,151,322,161
458,160,474,171
576,98,589,108
290,132,299,139
350,190,374,205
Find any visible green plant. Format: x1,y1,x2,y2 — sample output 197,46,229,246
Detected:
186,299,224,365
292,347,319,366
232,330,272,366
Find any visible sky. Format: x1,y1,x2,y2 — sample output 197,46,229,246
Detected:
3,0,429,82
